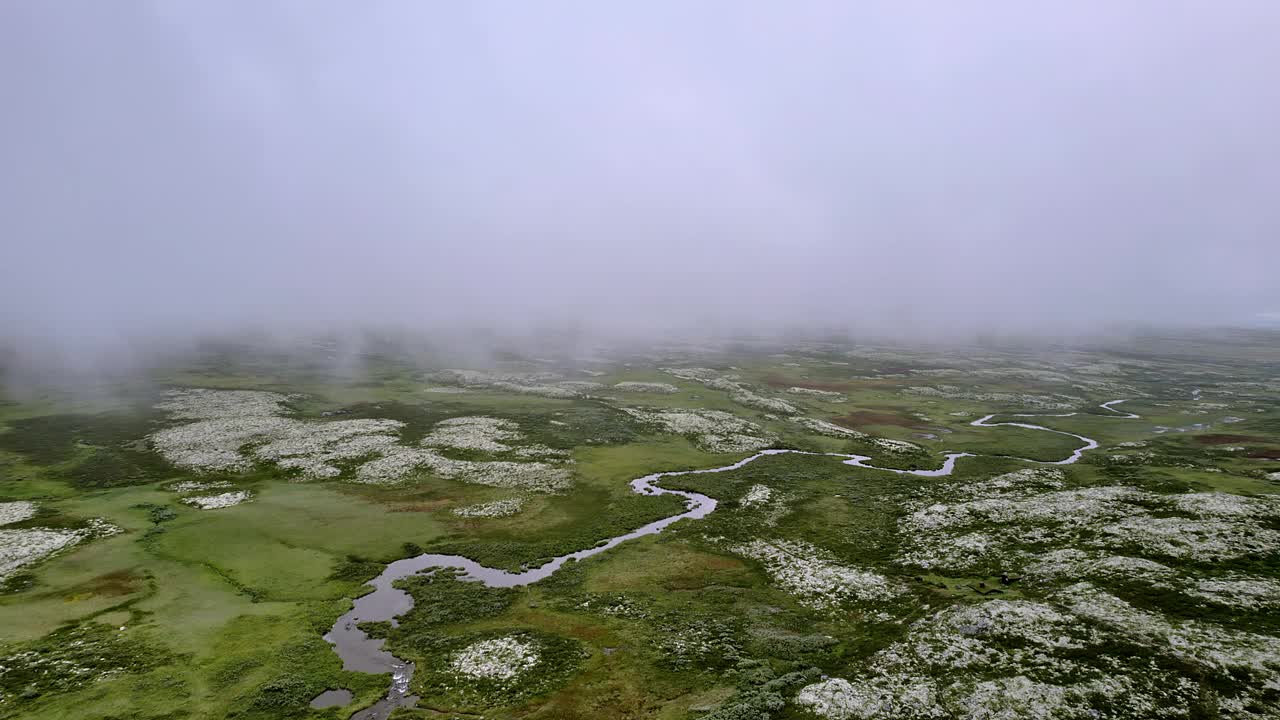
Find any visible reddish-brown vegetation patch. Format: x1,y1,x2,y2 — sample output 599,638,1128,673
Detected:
763,374,852,392
1194,434,1262,445
833,410,920,428
67,569,143,599
1245,447,1280,459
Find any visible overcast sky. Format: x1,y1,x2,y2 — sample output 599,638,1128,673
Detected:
2,1,1278,349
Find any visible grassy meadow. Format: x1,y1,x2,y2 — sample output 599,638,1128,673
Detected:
2,331,1279,719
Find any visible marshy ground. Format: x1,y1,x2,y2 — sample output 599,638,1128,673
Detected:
2,330,1279,719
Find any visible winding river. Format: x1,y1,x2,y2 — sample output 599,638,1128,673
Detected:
317,400,1140,718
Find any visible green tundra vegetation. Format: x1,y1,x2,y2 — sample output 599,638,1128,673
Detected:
2,329,1279,719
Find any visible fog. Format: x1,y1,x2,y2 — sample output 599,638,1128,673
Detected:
3,2,1279,363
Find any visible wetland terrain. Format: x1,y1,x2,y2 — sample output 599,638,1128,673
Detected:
3,331,1280,719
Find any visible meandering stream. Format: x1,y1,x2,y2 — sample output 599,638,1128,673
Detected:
318,400,1139,719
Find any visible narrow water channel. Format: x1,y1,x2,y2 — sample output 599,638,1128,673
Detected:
318,401,1137,718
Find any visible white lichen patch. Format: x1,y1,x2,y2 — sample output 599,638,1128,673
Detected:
431,369,578,398
577,593,648,619
155,388,291,420
181,490,252,510
491,383,579,398
786,387,846,401
731,388,800,414
452,497,525,518
795,594,1205,719
421,416,523,453
659,367,724,382
971,368,1076,384
556,380,604,392
167,480,234,494
1106,452,1156,464
903,485,1144,536
621,407,775,454
450,635,539,682
1170,492,1280,518
1,517,119,581
438,459,572,493
944,600,1087,650
150,390,573,491
860,457,1280,717
510,444,571,460
612,381,678,394
729,539,895,610
352,447,442,485
796,677,933,720
898,467,1280,573
1027,551,1176,585
419,416,566,461
739,484,773,508
979,468,1068,494
1057,582,1280,680
149,389,405,475
871,438,920,454
252,418,408,478
903,386,1080,410
1,528,85,580
660,367,799,414
1093,555,1176,579
1185,576,1280,610
793,417,867,439
351,448,573,492
150,411,294,472
891,476,1280,672
1094,516,1280,561
0,501,37,527
735,485,791,526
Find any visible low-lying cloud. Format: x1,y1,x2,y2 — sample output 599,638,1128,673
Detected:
2,2,1278,357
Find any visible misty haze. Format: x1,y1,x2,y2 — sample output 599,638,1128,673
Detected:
1,4,1279,720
